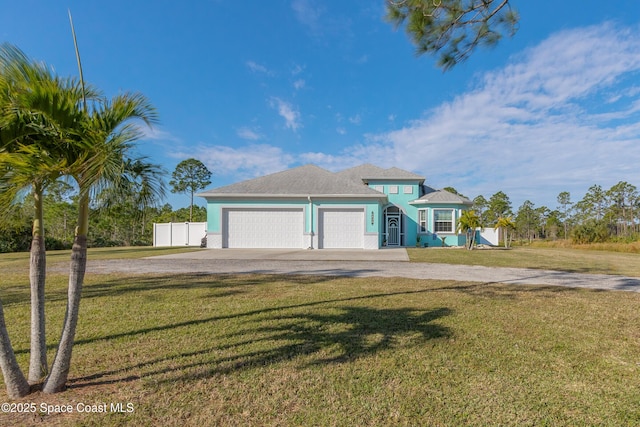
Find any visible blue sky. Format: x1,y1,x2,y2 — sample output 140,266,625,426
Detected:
2,1,640,212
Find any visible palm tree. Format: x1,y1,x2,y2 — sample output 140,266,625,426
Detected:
43,92,160,393
457,210,482,250
494,216,515,248
94,158,166,244
0,43,89,387
1,43,163,396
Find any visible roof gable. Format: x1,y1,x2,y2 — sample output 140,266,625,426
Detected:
410,189,473,205
336,163,425,184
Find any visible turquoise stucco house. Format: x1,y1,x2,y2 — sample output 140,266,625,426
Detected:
198,164,473,249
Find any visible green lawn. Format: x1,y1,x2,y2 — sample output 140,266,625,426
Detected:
0,248,639,426
408,246,640,277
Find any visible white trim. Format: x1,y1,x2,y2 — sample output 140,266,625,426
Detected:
417,209,427,233
433,208,456,234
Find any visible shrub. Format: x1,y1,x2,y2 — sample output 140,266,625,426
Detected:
571,220,611,244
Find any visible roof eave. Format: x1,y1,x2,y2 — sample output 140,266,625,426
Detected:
363,177,425,184
409,199,473,206
199,193,388,200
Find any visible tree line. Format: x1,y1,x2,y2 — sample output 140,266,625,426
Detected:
1,157,211,253
0,190,207,252
469,181,640,245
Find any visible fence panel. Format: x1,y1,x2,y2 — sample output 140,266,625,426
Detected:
153,222,207,247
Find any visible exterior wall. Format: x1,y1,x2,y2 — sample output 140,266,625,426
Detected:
369,180,421,247
413,204,469,247
206,199,308,248
205,197,381,249
202,180,472,249
311,199,380,249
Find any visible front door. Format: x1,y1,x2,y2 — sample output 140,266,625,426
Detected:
387,215,400,246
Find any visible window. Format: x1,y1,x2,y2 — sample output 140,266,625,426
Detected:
389,185,398,194
418,209,427,233
403,185,413,194
373,185,384,193
433,209,454,233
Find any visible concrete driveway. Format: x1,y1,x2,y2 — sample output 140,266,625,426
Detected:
150,248,410,261
78,248,640,293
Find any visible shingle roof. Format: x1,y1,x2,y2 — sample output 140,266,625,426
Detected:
337,163,425,183
335,164,387,184
410,189,473,205
198,164,386,198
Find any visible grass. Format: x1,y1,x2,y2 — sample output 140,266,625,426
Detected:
0,246,201,275
0,247,638,426
408,246,640,277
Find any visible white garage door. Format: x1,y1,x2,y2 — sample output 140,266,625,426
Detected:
224,208,304,248
318,208,364,249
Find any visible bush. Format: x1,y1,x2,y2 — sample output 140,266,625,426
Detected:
44,236,72,251
0,226,31,253
571,220,611,244
87,235,124,248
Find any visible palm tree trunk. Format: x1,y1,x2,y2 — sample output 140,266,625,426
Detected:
0,300,30,398
28,184,48,383
43,195,88,393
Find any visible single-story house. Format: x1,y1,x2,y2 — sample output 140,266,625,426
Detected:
198,164,473,249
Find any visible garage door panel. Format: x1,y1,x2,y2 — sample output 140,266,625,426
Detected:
319,208,364,249
224,208,304,248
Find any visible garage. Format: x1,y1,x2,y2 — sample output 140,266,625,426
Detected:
318,208,364,249
223,208,304,248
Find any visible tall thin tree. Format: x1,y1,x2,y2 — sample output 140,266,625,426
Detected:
169,158,212,222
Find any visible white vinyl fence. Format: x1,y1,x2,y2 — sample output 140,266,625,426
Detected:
477,228,499,246
153,222,207,247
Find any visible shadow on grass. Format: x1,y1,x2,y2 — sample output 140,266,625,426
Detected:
56,275,636,388
68,303,453,389
1,272,343,308
63,277,596,390
12,275,588,359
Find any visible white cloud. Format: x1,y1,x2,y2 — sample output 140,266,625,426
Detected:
246,60,272,75
183,144,295,179
336,127,346,135
299,140,395,172
236,127,262,141
291,0,324,35
291,64,305,75
353,23,640,206
139,126,181,143
269,97,302,131
349,114,362,125
290,0,351,40
293,79,306,90
178,23,640,209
